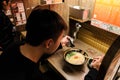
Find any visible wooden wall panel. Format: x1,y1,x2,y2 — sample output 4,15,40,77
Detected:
50,3,69,27
68,0,78,6
49,0,95,34
50,0,78,34
23,0,40,18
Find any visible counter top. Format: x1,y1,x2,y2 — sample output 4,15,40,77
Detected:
47,39,103,80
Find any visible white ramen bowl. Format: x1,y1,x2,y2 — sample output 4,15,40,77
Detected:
64,49,85,66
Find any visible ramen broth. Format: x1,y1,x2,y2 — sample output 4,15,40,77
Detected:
66,52,85,65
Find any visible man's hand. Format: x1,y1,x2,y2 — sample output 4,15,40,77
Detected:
91,55,104,70
61,35,73,47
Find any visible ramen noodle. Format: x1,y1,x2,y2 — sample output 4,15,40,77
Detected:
65,52,85,65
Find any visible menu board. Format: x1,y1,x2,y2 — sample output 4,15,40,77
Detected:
41,0,64,4
11,1,26,26
91,0,120,35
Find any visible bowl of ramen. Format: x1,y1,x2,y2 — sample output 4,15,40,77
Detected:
64,49,85,66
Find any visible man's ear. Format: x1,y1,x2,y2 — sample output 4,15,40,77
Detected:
45,39,54,48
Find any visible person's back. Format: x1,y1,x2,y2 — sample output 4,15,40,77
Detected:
0,42,46,80
0,0,14,50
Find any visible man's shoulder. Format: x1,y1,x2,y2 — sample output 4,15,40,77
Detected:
0,41,23,62
0,71,27,80
4,41,23,52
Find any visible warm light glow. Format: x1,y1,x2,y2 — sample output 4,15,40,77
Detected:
93,0,120,27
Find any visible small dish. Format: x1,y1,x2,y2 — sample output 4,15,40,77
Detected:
87,58,93,69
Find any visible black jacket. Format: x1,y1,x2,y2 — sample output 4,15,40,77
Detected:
0,42,62,80
0,10,14,49
84,68,98,80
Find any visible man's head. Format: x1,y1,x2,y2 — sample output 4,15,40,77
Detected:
0,0,10,10
25,6,67,53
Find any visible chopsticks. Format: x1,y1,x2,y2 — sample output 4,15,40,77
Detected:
84,56,93,59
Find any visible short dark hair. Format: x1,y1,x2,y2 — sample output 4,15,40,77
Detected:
25,6,67,46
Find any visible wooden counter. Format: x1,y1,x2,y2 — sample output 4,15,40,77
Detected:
47,39,104,80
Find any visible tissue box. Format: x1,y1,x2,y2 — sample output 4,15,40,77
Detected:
69,6,90,20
